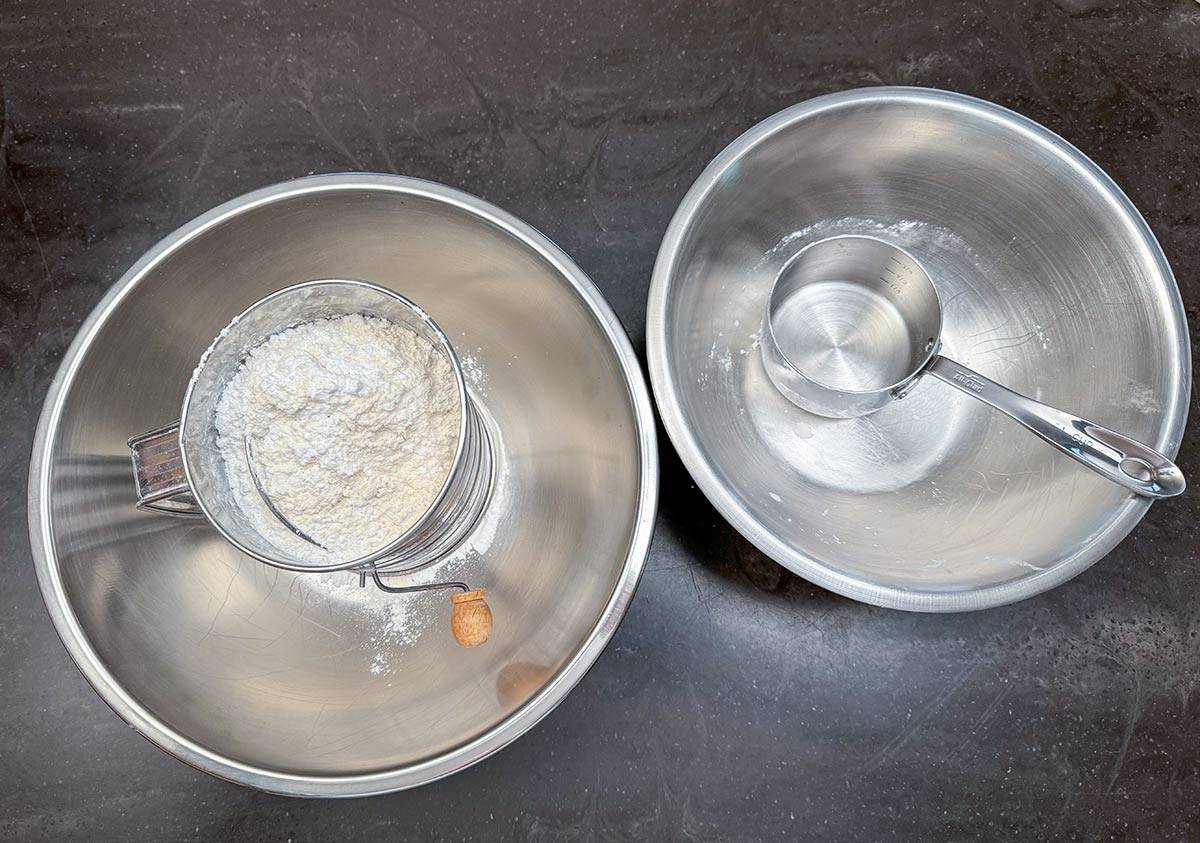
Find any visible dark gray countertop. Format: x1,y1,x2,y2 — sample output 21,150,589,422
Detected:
2,0,1199,838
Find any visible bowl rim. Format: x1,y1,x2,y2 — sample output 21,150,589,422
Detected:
646,85,1191,612
27,173,659,796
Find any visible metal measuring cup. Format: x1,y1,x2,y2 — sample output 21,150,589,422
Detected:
761,235,1184,499
128,279,494,646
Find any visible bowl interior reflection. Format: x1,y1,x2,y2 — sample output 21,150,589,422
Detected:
38,179,649,781
651,89,1188,609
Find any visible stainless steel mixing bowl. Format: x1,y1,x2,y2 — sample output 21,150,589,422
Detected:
29,174,658,795
648,87,1190,611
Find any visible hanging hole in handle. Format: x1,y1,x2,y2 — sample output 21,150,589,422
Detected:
1119,457,1154,483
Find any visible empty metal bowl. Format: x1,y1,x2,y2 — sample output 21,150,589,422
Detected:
29,174,658,794
648,87,1189,611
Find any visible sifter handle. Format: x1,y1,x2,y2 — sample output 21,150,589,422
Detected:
128,422,203,516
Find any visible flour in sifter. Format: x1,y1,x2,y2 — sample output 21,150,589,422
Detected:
214,313,460,564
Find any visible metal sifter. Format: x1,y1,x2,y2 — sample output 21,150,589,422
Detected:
128,279,495,647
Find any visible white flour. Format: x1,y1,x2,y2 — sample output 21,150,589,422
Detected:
302,414,508,673
215,314,460,564
307,568,418,672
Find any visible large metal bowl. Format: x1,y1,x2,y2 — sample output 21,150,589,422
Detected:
29,175,657,795
648,88,1189,611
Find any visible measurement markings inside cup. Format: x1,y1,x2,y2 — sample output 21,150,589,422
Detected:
881,257,909,295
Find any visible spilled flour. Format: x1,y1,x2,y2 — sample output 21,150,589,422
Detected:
298,341,504,674
751,216,977,274
306,422,508,674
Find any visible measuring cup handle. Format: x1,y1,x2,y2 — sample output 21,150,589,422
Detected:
926,356,1185,499
127,422,203,516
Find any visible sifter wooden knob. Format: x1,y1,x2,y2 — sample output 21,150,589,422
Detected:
450,589,492,647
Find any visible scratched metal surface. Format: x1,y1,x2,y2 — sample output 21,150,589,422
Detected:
2,0,1199,839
